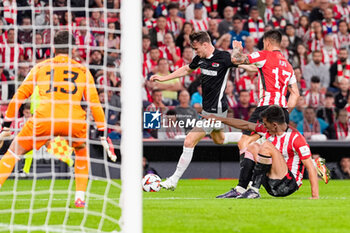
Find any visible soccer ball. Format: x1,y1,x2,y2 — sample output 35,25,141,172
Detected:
142,174,161,192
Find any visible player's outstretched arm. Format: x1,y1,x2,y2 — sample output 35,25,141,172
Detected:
231,40,251,65
287,83,300,113
150,65,193,82
302,157,319,199
201,114,257,132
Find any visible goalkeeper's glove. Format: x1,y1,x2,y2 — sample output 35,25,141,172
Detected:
0,121,12,149
98,130,117,162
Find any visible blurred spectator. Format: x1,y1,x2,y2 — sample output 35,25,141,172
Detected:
289,95,306,127
243,36,258,54
18,16,33,44
258,0,274,23
225,80,237,110
215,33,232,52
321,34,337,68
304,76,325,108
317,92,336,126
303,50,330,91
175,90,198,133
335,20,350,50
207,19,220,45
243,6,265,44
284,24,302,52
309,0,329,23
158,109,185,140
190,84,202,112
175,22,194,53
0,66,15,102
0,29,24,74
294,44,309,74
268,4,288,30
108,121,121,140
107,22,120,49
322,8,337,35
143,46,161,79
89,9,105,46
329,48,350,91
159,33,181,65
233,90,251,121
297,106,329,140
308,21,324,52
166,3,184,38
294,67,307,94
153,0,168,18
89,50,103,79
2,0,17,25
98,89,118,128
142,35,151,62
148,58,182,106
280,0,294,24
75,19,97,60
334,78,350,110
331,157,350,179
186,0,208,21
41,13,61,44
296,15,310,43
173,46,199,89
149,15,168,47
143,157,159,177
333,0,350,24
331,109,350,140
190,3,210,32
143,4,156,32
145,89,168,113
235,69,258,105
17,63,30,82
218,6,234,36
280,34,295,66
229,16,249,48
24,33,51,63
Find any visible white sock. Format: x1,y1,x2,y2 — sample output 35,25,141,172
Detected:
172,147,194,182
250,186,260,193
223,132,242,144
235,185,246,193
75,191,85,201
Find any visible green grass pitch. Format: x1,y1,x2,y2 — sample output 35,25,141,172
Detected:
0,179,350,233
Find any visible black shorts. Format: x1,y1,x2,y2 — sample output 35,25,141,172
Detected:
242,106,290,135
262,170,299,197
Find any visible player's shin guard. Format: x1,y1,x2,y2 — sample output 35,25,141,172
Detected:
172,147,194,182
74,146,89,197
251,154,272,190
0,150,20,186
237,151,255,189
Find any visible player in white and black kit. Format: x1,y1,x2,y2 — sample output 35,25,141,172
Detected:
215,30,301,198
150,31,241,190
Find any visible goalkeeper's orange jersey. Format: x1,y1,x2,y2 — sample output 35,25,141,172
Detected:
5,54,105,130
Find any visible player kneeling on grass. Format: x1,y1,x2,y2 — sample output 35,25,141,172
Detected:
203,105,327,199
0,30,116,208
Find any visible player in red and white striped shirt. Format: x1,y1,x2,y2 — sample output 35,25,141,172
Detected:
2,0,17,25
190,4,209,32
203,105,321,199
230,30,300,161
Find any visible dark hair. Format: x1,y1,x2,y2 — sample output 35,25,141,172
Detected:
249,6,258,13
263,30,282,44
54,31,75,54
305,106,315,112
157,58,168,65
239,89,249,95
311,76,320,83
325,92,334,98
143,35,151,40
152,89,162,95
312,50,322,55
260,105,286,124
167,3,179,10
285,23,295,30
273,4,282,9
166,109,177,116
143,3,153,12
150,46,159,51
339,47,348,52
233,15,242,22
189,31,211,44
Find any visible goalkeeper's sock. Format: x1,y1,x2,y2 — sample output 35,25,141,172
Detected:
237,151,255,189
74,147,89,194
75,191,85,202
0,150,20,186
223,132,242,144
172,147,194,182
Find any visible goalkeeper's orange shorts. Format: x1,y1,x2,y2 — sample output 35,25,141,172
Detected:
16,118,87,151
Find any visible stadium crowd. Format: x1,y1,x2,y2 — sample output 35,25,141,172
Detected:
0,1,350,143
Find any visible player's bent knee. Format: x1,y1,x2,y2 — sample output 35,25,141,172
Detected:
246,143,260,155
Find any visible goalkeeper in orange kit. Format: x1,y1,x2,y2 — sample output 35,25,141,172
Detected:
0,31,116,208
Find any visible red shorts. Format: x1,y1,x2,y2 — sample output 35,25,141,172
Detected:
17,118,87,151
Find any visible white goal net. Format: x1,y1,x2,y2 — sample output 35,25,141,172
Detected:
0,1,142,233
